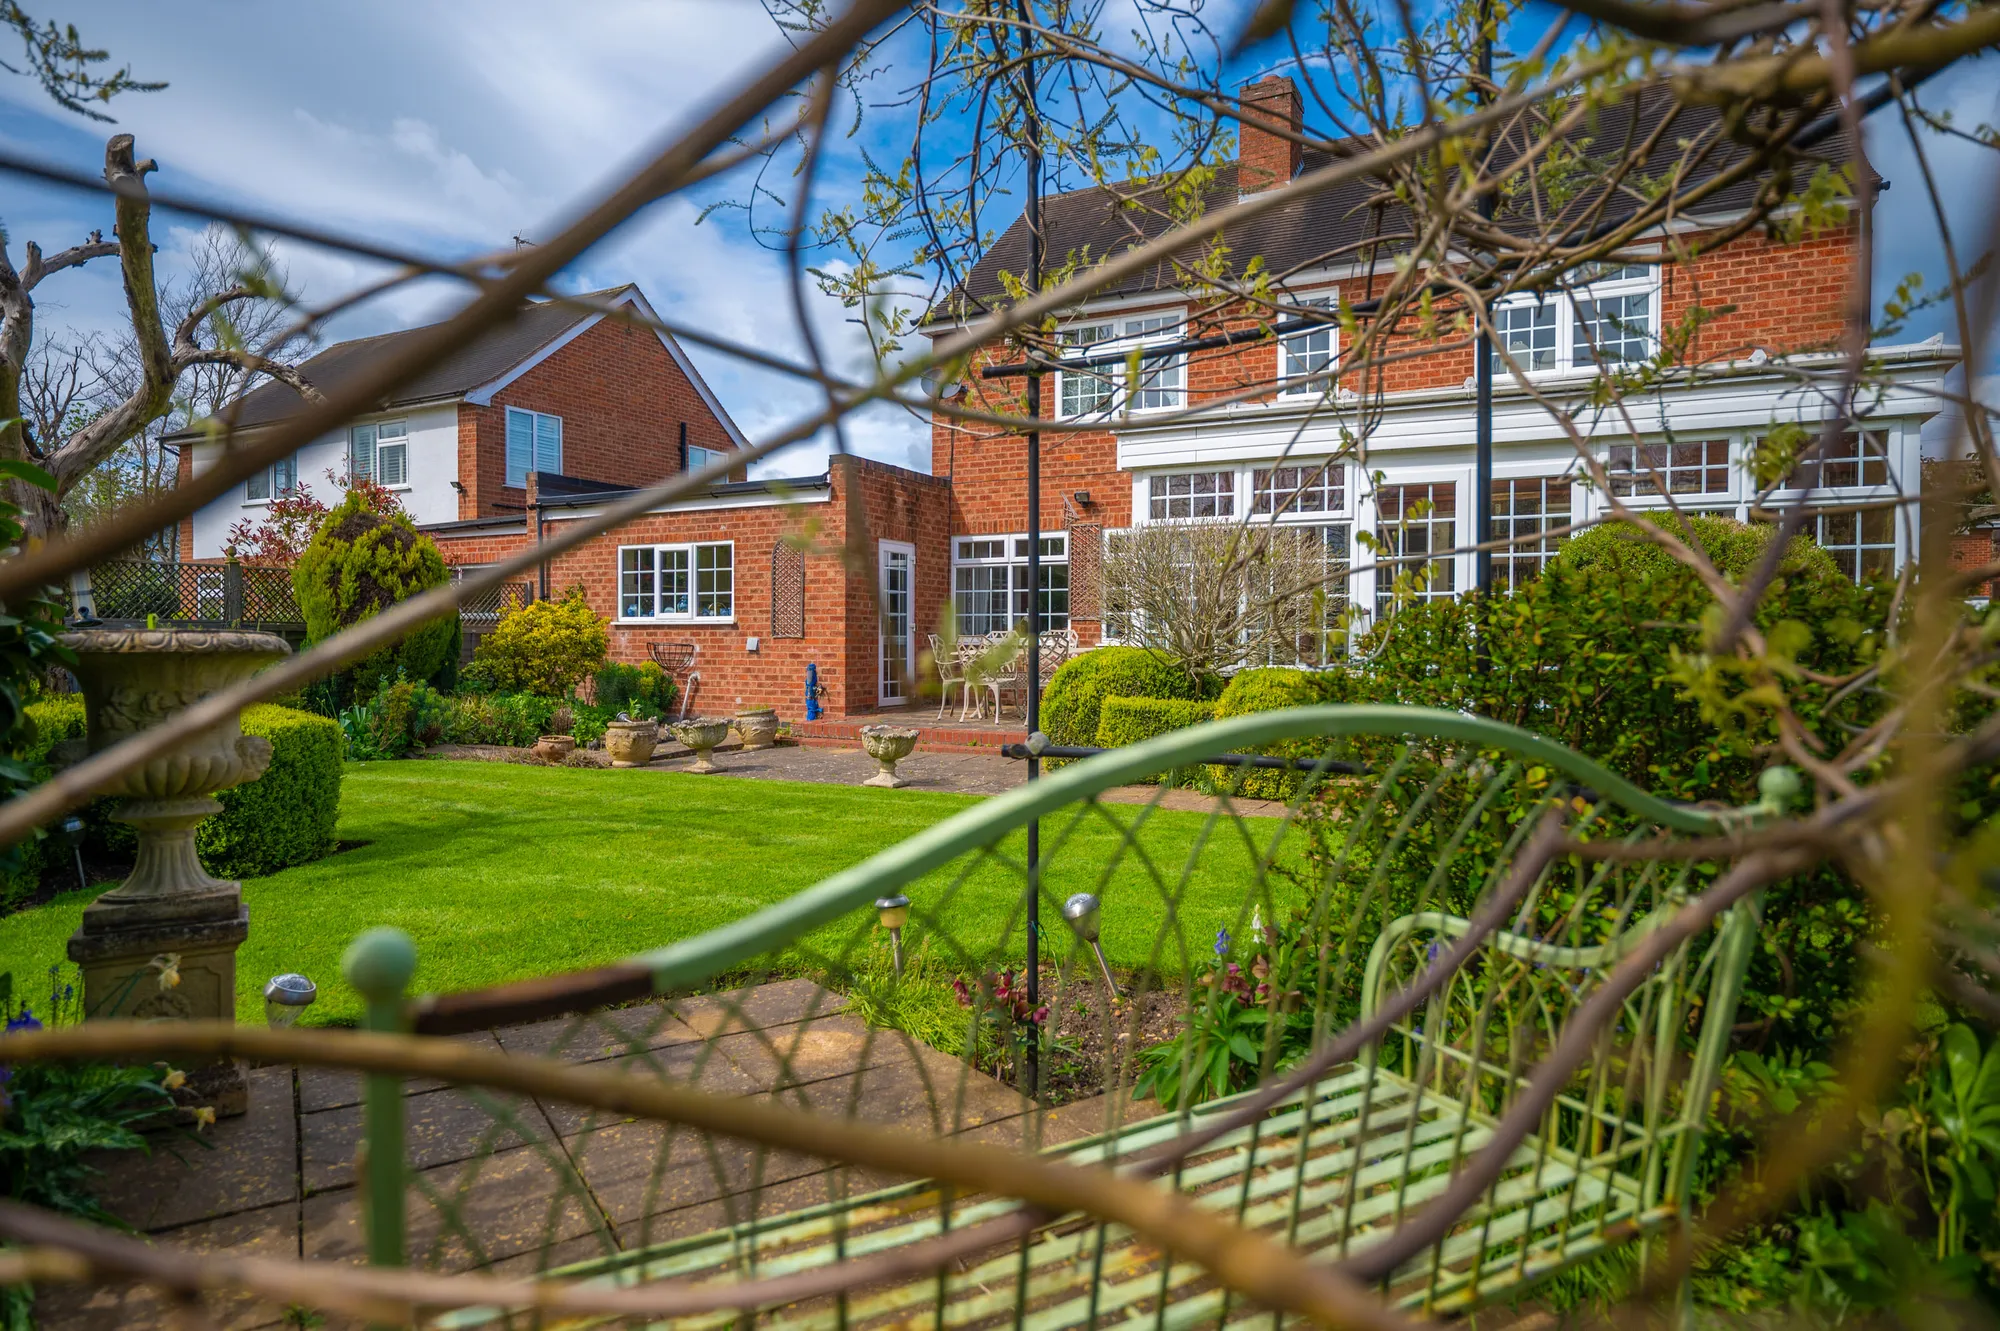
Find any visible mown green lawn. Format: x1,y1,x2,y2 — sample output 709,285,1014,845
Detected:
0,760,1293,1027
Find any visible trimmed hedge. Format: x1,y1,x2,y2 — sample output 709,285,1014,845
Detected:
199,705,344,879
1555,513,1840,583
1209,668,1356,799
1094,696,1217,748
2,697,90,909
1041,647,1213,753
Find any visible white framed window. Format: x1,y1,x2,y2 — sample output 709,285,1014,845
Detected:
618,542,734,620
1608,440,1731,498
951,533,1068,637
687,443,728,473
505,407,562,488
1148,470,1234,520
246,452,299,502
1374,481,1457,620
1492,264,1659,373
1278,297,1338,395
1776,429,1892,490
1057,322,1116,418
1491,476,1573,589
1257,521,1352,666
1123,314,1183,411
349,421,409,487
1253,462,1345,516
1810,507,1896,582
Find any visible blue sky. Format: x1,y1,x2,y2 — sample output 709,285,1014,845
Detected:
2,3,1993,479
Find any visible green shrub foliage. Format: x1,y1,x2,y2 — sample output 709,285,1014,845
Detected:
593,662,676,718
1209,667,1358,799
292,491,456,697
198,705,343,879
1555,512,1840,583
468,590,609,697
1039,646,1214,753
1094,696,1217,748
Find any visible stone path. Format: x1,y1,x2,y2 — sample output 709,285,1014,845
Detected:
42,978,1130,1330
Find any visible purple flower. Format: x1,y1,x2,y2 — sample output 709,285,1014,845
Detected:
5,1008,41,1034
1214,928,1232,958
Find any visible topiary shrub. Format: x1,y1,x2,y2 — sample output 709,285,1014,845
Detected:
293,491,456,699
1095,696,1218,748
468,591,608,698
1209,668,1357,798
1556,513,1841,583
1040,646,1214,753
198,704,343,879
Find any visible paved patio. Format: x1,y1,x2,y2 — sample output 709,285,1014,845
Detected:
41,978,1129,1330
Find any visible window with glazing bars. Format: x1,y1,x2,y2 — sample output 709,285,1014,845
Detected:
1253,462,1344,515
1279,298,1337,394
1123,315,1183,410
1057,323,1116,417
1782,430,1891,489
1812,507,1896,582
1148,471,1233,520
1374,482,1456,619
1495,300,1558,370
1491,476,1573,589
1608,440,1730,497
951,535,1068,636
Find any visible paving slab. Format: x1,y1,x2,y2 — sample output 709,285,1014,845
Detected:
298,1029,504,1113
538,1037,766,1136
669,977,849,1040
566,1119,827,1227
32,1199,298,1330
88,1064,298,1233
492,999,701,1062
302,1084,557,1193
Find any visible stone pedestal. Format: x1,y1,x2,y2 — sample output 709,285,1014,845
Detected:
59,628,290,1120
861,725,920,789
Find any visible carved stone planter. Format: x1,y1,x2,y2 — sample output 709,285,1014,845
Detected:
860,725,920,789
604,719,658,768
533,735,576,763
61,628,290,1119
733,707,780,751
669,717,732,774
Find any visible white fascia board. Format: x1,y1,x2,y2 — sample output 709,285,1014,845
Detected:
541,488,832,525
462,289,751,451
1116,347,1955,470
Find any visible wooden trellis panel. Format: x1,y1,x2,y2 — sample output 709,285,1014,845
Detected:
771,540,806,637
1067,522,1101,620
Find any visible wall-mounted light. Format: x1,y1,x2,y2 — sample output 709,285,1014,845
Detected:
264,973,317,1028
1072,490,1093,509
1061,892,1119,998
450,480,467,494
875,894,912,976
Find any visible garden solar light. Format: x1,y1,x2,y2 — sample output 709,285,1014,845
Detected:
1062,892,1120,998
263,973,317,1028
875,894,912,975
59,817,85,891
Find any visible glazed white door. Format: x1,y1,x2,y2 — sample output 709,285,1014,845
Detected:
878,542,915,705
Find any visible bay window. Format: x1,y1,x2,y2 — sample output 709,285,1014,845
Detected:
619,542,733,620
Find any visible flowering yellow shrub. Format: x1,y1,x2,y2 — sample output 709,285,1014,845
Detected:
468,590,609,697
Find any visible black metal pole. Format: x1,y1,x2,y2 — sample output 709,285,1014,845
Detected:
1473,0,1494,602
1019,0,1043,1102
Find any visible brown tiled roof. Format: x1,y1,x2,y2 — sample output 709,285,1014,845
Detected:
165,285,638,440
933,93,1849,320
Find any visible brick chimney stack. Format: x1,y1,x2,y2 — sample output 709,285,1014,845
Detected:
1237,75,1302,194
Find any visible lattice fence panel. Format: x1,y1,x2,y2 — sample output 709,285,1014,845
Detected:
771,539,806,637
1066,522,1101,620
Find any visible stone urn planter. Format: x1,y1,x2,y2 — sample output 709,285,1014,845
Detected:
604,718,659,768
669,717,732,774
533,735,577,763
860,725,921,789
60,627,291,1119
733,707,780,751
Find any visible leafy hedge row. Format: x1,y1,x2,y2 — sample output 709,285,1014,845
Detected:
1094,697,1217,748
1041,647,1217,758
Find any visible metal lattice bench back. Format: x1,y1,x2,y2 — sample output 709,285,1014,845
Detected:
0,706,1782,1328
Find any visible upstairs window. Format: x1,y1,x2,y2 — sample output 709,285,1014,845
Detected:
1054,314,1185,416
1148,470,1234,520
505,407,562,488
687,443,728,473
1124,315,1184,411
349,422,409,487
1492,264,1659,373
1057,322,1117,418
1278,297,1338,394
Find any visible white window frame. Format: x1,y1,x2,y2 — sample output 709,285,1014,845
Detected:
1144,469,1236,521
349,420,411,489
245,452,299,504
950,533,1068,638
505,406,563,488
1053,311,1187,418
687,443,729,473
879,540,917,706
1492,264,1661,375
616,541,735,623
1277,295,1340,396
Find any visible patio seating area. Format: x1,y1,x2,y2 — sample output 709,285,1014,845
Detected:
928,629,1078,724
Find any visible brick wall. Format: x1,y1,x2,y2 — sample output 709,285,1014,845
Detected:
528,455,951,719
456,314,743,521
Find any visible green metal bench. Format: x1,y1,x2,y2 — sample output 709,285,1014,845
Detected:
3,705,1787,1327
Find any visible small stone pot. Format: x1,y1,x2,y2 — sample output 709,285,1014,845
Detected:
533,735,577,763
733,707,780,751
604,719,659,768
669,717,733,774
860,725,921,789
